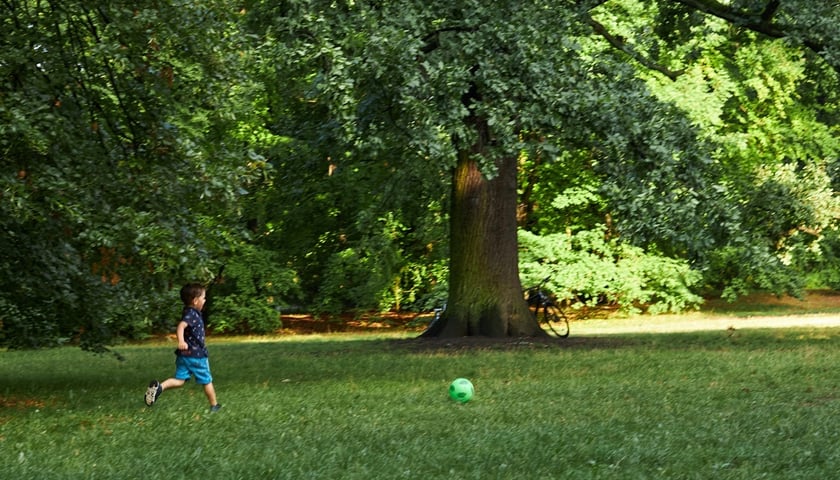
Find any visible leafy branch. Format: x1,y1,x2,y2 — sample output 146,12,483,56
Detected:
670,0,832,68
585,14,685,81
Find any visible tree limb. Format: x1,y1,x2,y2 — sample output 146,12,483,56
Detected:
669,0,826,58
420,25,477,54
585,14,685,81
669,0,783,36
760,0,781,23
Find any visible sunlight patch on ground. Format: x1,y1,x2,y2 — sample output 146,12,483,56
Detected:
574,313,840,335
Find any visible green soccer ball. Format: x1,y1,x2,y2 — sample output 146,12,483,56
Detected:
449,378,474,403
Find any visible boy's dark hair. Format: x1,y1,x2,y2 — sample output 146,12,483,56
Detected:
180,283,206,305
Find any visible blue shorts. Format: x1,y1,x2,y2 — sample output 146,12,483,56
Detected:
174,356,213,385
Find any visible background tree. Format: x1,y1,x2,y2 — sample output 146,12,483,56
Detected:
242,0,838,338
592,0,840,299
241,0,724,337
0,1,258,350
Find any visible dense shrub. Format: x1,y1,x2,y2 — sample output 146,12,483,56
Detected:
518,228,703,315
206,245,300,334
312,212,449,315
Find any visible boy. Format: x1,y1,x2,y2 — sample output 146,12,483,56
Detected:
144,283,221,412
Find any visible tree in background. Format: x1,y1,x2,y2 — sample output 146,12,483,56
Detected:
244,0,839,337
591,0,840,299
0,1,259,350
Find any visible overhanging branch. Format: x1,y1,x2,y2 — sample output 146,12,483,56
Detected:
420,25,477,54
669,0,827,58
669,0,784,36
585,14,685,81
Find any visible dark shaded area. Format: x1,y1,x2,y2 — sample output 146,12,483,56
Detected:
386,335,636,353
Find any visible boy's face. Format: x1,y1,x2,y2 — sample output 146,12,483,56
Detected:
192,290,207,311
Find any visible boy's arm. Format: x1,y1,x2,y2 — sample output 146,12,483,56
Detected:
176,321,189,351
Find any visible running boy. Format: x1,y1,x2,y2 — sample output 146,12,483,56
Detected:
144,283,221,412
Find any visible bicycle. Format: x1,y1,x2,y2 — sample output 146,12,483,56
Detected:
410,303,447,335
525,277,570,338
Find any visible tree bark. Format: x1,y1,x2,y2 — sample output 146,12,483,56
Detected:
421,114,544,338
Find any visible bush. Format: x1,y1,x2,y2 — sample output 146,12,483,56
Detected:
799,227,840,290
206,244,299,334
209,296,282,334
313,244,449,315
312,212,449,315
518,228,703,315
705,242,805,301
396,259,449,312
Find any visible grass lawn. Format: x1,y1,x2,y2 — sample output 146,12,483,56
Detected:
3,324,840,479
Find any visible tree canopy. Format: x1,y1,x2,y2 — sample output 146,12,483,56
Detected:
1,1,260,349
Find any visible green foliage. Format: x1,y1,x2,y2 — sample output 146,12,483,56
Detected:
241,0,840,321
249,0,728,323
0,298,55,349
519,229,703,315
314,213,448,314
599,1,840,297
396,259,450,312
815,246,840,290
316,246,394,315
707,244,805,302
206,245,300,334
518,147,609,235
210,297,281,334
0,1,261,349
803,229,840,289
238,1,456,314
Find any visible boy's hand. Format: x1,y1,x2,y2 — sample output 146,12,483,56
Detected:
178,341,189,351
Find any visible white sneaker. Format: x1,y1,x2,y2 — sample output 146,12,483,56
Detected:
144,380,162,406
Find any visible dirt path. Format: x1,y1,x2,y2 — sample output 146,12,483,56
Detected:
278,291,840,337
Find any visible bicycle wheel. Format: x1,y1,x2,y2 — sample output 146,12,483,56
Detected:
537,305,570,338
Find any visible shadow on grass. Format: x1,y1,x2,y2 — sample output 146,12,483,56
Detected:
386,326,840,353
385,335,638,353
4,327,839,408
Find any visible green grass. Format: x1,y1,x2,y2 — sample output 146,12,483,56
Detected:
3,329,840,479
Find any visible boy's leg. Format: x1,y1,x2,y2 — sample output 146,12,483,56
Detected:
203,382,218,407
161,378,187,391
145,356,191,406
144,377,186,406
160,356,190,392
192,357,219,410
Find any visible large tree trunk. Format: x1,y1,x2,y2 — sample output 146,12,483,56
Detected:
422,116,544,338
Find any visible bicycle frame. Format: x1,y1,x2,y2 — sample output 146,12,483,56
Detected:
525,277,569,338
